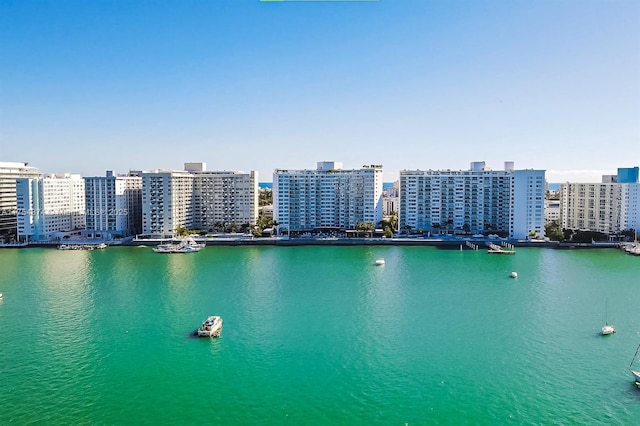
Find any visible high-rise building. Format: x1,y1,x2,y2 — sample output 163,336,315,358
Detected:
0,161,40,242
560,183,621,234
273,161,383,234
84,171,142,239
560,167,640,236
399,162,545,239
191,167,258,232
141,170,194,238
16,173,85,241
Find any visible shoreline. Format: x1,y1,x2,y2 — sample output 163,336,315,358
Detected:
1,237,626,250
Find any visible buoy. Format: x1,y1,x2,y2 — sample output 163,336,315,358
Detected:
510,272,518,278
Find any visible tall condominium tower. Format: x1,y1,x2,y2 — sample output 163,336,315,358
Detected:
399,161,545,239
273,161,384,233
561,167,639,235
16,173,85,241
0,161,40,242
190,165,258,232
141,170,194,238
84,171,143,238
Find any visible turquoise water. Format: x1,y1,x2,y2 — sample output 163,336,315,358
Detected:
1,246,639,424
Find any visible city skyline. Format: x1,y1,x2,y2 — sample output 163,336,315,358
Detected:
1,1,638,184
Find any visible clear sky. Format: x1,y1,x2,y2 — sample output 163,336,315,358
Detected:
1,0,638,183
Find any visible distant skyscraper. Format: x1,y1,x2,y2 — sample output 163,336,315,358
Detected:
273,162,384,233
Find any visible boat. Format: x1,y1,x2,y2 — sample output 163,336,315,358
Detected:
629,343,640,386
487,243,515,255
510,272,518,278
196,315,223,337
601,299,615,336
153,236,204,253
58,243,108,250
375,258,385,266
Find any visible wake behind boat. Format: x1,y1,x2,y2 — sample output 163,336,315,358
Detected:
153,236,204,254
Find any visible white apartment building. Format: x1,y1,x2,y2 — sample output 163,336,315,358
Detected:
560,183,620,234
142,170,194,238
0,161,40,241
16,173,85,241
84,171,142,238
560,167,640,235
399,162,545,239
620,183,640,234
510,169,546,239
545,198,561,223
190,166,258,232
273,162,383,233
383,181,399,217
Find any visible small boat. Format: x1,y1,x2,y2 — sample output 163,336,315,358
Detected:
487,243,515,255
602,299,615,336
375,258,385,266
510,272,518,278
0,292,3,299
196,315,223,337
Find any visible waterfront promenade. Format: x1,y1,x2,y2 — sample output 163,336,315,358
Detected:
3,235,624,250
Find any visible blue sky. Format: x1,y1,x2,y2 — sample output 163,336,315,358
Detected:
1,0,638,182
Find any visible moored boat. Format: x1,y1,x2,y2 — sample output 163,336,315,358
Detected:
196,315,223,337
153,237,204,254
601,299,615,336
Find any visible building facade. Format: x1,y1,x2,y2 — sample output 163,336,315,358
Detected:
383,181,399,218
399,162,545,239
191,169,258,232
560,167,640,236
16,173,85,241
273,162,384,233
141,170,194,238
84,171,142,238
0,161,40,242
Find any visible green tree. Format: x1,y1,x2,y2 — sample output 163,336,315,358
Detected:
175,225,189,237
544,220,564,241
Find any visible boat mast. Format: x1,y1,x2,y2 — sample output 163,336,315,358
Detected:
629,343,640,370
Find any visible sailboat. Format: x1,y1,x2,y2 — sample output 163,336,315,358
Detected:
629,343,640,386
601,299,615,336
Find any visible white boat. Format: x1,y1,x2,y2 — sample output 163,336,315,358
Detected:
375,258,385,266
510,272,518,278
153,236,204,253
487,243,515,255
601,299,615,336
196,315,223,337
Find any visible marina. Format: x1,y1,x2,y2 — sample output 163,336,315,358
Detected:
1,246,639,424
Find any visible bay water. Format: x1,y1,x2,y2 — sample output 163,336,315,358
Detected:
1,246,639,424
